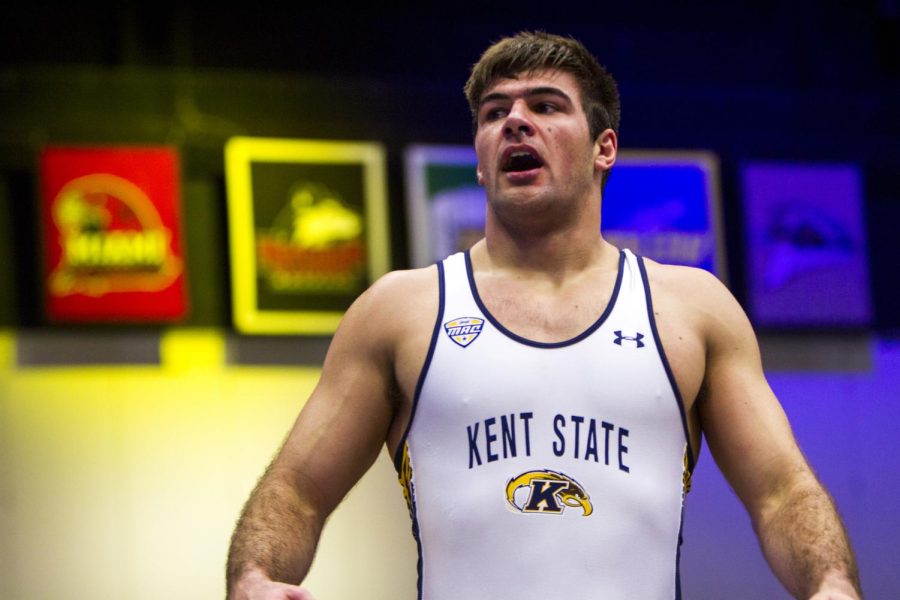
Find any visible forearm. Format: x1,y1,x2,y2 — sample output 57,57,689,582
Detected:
754,474,861,599
226,469,325,598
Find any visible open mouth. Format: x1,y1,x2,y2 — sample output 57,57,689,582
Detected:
502,147,544,172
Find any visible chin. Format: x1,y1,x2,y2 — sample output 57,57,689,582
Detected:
490,190,556,218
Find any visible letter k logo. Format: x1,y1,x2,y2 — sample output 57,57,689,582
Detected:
523,479,569,513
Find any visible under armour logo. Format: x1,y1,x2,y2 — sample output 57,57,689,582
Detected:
613,330,645,348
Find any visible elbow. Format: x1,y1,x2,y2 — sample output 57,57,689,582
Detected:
751,467,822,535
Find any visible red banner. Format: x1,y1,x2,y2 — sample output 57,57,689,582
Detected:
40,146,188,322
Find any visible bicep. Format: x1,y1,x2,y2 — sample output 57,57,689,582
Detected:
269,290,397,517
698,285,809,519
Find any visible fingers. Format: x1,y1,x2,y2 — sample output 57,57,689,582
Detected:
230,573,316,600
287,587,317,600
256,582,314,600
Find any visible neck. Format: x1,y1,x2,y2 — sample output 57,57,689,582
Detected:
475,210,618,278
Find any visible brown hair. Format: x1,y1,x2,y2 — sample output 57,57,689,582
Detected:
464,31,621,143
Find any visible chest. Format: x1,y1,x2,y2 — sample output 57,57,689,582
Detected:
388,256,706,458
471,271,619,343
411,255,678,430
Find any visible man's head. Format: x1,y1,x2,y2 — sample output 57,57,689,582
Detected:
464,31,620,145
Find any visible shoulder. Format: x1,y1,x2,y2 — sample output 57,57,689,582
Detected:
640,256,753,345
373,264,440,295
352,264,439,315
640,255,728,300
336,265,440,341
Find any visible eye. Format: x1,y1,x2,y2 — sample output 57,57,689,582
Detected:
481,106,508,122
534,102,558,114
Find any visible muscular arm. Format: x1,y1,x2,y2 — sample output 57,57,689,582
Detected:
225,274,407,599
694,272,860,599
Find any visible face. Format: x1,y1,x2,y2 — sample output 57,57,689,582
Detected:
474,69,615,223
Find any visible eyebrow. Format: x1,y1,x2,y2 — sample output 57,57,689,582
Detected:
478,86,573,109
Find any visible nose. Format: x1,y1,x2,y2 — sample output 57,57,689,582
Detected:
503,101,534,138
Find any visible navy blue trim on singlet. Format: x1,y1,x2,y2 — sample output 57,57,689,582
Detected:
390,262,443,600
675,505,686,600
393,261,446,472
463,249,625,348
637,255,696,471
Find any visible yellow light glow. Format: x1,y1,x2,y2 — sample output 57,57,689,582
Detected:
159,328,226,371
0,331,416,599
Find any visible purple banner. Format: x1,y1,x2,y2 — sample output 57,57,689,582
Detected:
742,163,872,327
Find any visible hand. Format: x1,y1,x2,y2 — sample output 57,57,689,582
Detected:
229,569,317,600
807,572,861,600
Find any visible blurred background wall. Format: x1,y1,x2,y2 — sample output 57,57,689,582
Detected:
1,2,899,598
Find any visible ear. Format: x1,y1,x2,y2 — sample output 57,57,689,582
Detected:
593,129,618,174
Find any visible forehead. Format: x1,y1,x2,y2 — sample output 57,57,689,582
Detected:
480,69,582,103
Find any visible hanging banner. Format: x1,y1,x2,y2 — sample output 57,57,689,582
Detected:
404,145,483,269
404,145,725,278
603,151,724,277
39,145,188,323
225,137,390,335
741,162,872,327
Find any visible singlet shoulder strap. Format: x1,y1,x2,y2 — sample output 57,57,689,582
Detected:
441,251,482,319
611,248,649,322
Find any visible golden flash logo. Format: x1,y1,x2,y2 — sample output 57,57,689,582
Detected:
506,469,593,516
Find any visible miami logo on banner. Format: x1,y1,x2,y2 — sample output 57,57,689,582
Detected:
39,146,188,322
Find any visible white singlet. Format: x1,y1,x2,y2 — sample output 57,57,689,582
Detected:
395,248,694,600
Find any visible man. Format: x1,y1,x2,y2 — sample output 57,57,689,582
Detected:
227,31,861,599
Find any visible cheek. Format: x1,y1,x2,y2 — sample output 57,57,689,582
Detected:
474,137,492,164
